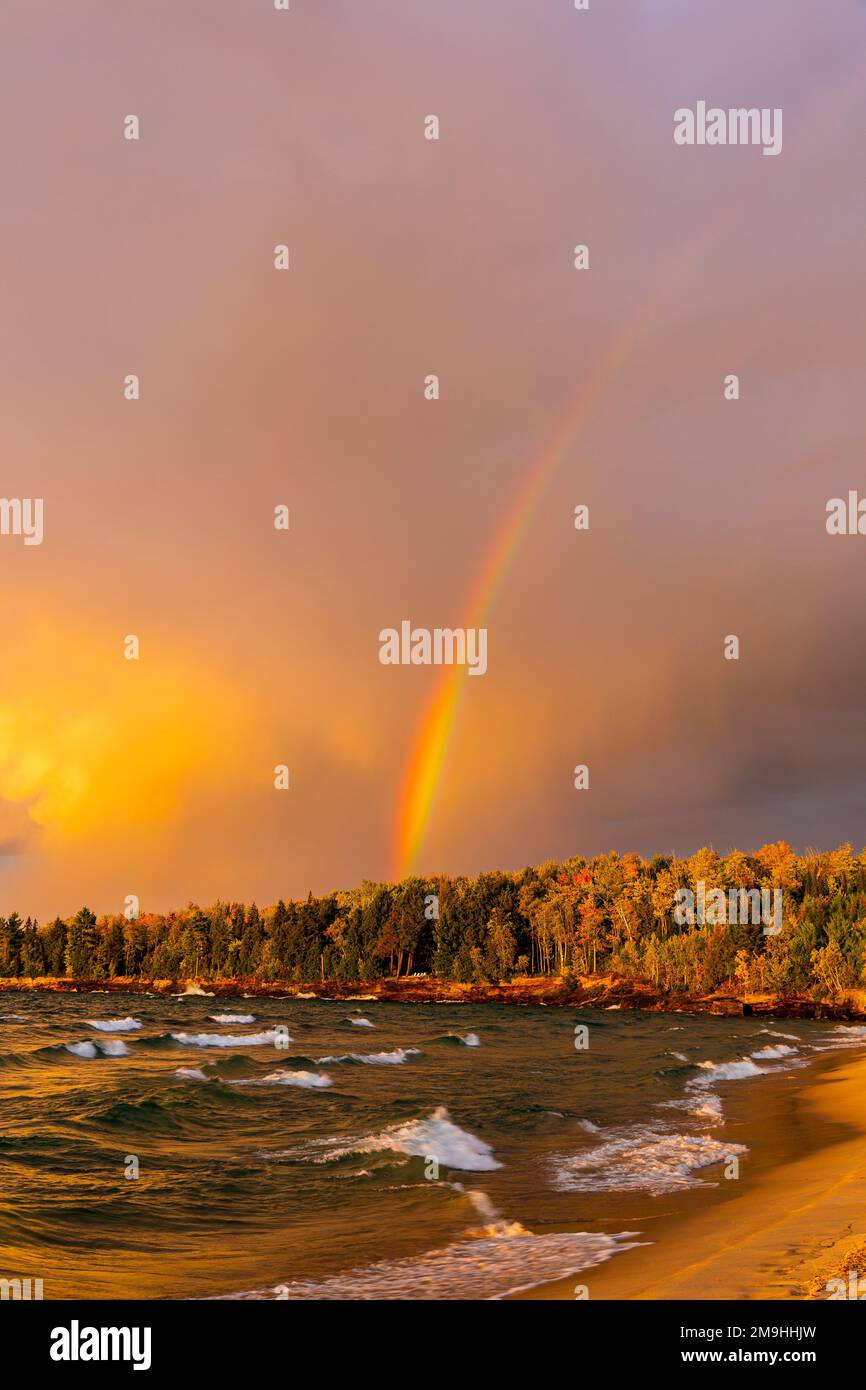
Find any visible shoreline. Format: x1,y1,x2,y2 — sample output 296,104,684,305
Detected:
1,972,864,1022
513,1046,866,1301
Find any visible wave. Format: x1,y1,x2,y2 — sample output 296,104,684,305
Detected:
315,1049,420,1066
662,1093,724,1125
347,1018,374,1028
271,1106,501,1172
208,1014,256,1025
810,1024,866,1053
227,1227,643,1301
430,1031,481,1048
174,1067,210,1081
230,1069,333,1089
691,1048,804,1083
551,1127,747,1194
65,1039,130,1058
688,1057,767,1087
170,1030,290,1048
85,1017,141,1033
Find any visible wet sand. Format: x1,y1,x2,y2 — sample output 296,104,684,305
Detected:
515,1048,866,1300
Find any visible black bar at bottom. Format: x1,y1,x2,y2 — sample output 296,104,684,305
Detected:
1,1297,854,1377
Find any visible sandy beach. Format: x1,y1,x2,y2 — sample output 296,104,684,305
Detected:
516,1048,866,1301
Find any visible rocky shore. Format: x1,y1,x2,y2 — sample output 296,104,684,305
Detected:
0,972,863,1020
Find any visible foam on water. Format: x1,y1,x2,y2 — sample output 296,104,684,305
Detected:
171,1030,289,1048
231,1069,332,1089
751,1043,797,1060
65,1039,129,1058
689,1057,767,1087
809,1025,866,1052
175,1067,210,1081
348,1018,374,1028
86,1017,141,1032
663,1093,725,1125
229,1228,644,1301
552,1127,747,1194
208,1013,256,1024
315,1048,420,1066
272,1106,501,1172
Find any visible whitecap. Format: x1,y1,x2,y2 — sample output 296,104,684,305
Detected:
232,1070,332,1089
551,1127,747,1195
64,1039,128,1058
316,1049,420,1066
662,1093,724,1125
270,1106,501,1173
171,1030,290,1048
86,1017,141,1032
226,1229,644,1301
688,1057,766,1087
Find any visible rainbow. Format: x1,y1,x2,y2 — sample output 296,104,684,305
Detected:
392,264,686,881
392,60,866,882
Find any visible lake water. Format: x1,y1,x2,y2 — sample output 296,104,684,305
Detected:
1,991,864,1299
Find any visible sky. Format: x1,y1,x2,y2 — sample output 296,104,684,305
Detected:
1,0,865,920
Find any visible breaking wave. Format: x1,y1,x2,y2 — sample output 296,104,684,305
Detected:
170,1030,290,1048
86,1017,141,1032
551,1127,747,1195
315,1048,420,1066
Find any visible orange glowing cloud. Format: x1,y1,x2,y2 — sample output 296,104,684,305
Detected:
0,616,249,841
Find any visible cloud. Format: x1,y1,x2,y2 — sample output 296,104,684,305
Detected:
0,614,250,842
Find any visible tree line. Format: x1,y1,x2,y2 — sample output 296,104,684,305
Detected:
1,842,865,1000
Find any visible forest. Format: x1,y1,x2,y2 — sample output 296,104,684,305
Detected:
0,841,864,1000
